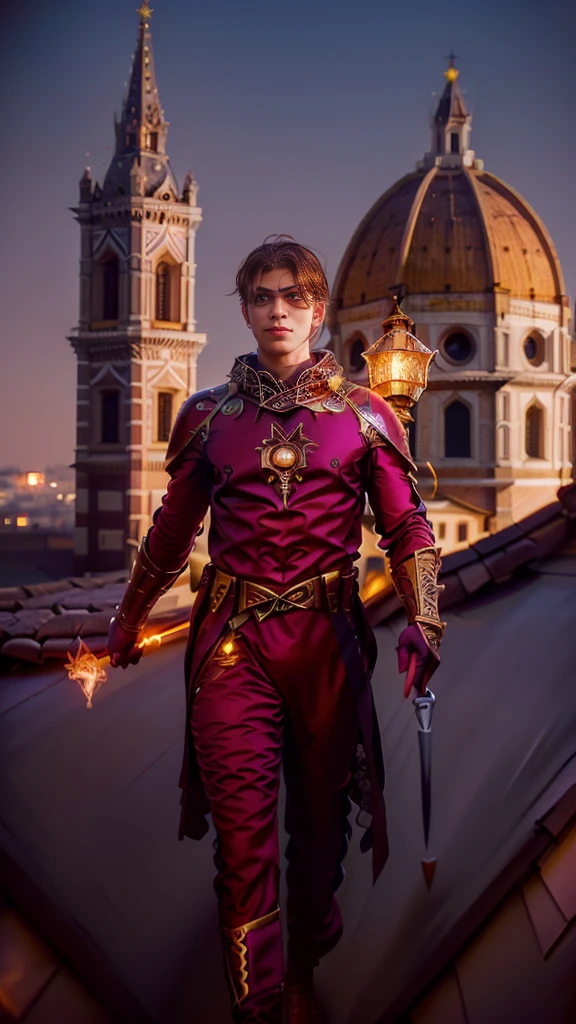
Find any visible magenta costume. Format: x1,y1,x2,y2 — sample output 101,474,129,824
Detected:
146,350,435,1021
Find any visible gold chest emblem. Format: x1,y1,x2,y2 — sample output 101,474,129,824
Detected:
257,422,317,508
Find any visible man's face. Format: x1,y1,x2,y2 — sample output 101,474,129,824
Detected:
241,267,325,363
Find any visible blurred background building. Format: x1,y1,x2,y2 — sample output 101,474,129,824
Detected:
329,56,575,552
69,3,206,574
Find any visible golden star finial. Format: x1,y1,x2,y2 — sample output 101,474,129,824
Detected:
444,50,459,82
137,3,154,19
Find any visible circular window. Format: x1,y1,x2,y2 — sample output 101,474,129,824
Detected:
524,334,545,367
442,331,475,364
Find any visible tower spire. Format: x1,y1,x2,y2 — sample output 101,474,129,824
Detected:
419,56,481,170
434,52,469,132
102,4,179,200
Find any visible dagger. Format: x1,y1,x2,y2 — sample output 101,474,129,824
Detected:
413,686,436,888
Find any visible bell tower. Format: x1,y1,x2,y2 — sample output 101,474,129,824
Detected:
69,4,206,572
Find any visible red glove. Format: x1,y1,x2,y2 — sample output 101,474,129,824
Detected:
397,623,440,698
107,616,143,670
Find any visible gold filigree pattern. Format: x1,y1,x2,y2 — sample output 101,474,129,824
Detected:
257,422,318,508
391,546,446,652
222,908,280,1004
228,351,345,412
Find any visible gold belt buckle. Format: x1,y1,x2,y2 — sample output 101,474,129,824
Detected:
210,568,235,613
238,576,323,620
281,577,321,610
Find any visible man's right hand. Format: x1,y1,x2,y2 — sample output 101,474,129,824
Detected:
107,616,143,669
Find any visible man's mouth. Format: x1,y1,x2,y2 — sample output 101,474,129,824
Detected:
265,327,291,334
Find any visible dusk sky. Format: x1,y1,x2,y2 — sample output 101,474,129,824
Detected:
1,0,574,470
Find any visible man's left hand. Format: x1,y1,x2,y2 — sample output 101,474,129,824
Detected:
107,616,143,669
397,623,440,698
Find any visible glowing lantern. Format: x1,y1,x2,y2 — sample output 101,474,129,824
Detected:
363,299,436,427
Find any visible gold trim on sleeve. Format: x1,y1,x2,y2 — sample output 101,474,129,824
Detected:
391,546,446,652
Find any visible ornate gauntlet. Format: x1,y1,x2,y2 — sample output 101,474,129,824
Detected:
391,547,446,654
115,537,188,634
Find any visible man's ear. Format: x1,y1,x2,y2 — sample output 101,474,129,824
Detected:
312,301,326,328
241,303,251,328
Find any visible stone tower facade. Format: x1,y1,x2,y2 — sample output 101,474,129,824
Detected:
330,58,573,534
69,5,206,572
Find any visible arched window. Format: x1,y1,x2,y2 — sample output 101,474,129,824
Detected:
347,335,367,374
102,255,119,320
101,391,120,444
156,262,170,321
157,392,173,443
444,399,471,458
497,424,510,461
155,260,181,323
525,404,544,459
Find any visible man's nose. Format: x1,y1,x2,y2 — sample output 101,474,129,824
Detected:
269,296,287,319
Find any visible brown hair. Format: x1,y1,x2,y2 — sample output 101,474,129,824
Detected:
234,235,329,307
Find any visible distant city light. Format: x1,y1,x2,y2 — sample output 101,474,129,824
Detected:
50,481,57,488
4,517,11,525
16,516,28,527
57,493,64,501
27,472,44,487
65,493,76,503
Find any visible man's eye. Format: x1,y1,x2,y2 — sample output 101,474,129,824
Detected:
287,292,304,302
253,294,270,304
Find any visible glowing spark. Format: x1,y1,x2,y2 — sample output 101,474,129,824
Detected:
66,640,107,709
65,622,190,707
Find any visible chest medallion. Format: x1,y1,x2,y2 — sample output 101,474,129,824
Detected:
256,422,318,508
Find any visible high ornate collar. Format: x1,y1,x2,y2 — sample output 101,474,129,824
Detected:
228,350,347,413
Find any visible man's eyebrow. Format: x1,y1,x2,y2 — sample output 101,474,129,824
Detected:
254,284,299,293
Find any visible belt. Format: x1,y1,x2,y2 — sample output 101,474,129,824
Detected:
207,565,357,628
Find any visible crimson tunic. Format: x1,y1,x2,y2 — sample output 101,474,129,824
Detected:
148,354,433,581
146,350,435,880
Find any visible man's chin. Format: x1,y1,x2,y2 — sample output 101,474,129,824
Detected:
258,337,307,357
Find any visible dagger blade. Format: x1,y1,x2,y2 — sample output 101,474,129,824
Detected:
417,729,432,847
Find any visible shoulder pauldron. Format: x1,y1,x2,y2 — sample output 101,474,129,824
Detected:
164,383,236,472
336,380,417,473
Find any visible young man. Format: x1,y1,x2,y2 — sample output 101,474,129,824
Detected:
107,238,444,1023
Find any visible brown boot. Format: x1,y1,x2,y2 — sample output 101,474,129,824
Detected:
284,960,324,1023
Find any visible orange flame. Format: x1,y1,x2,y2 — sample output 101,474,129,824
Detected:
66,640,108,708
65,622,190,707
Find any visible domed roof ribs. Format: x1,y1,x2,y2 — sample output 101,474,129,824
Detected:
465,168,565,304
330,172,424,313
462,167,499,297
480,172,565,302
398,166,438,286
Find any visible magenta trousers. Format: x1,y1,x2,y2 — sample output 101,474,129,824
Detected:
190,608,359,970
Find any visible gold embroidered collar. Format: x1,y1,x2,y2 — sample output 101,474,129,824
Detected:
228,350,347,413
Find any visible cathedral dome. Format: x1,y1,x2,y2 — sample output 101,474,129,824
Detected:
333,64,565,311
334,166,564,309
330,59,573,538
